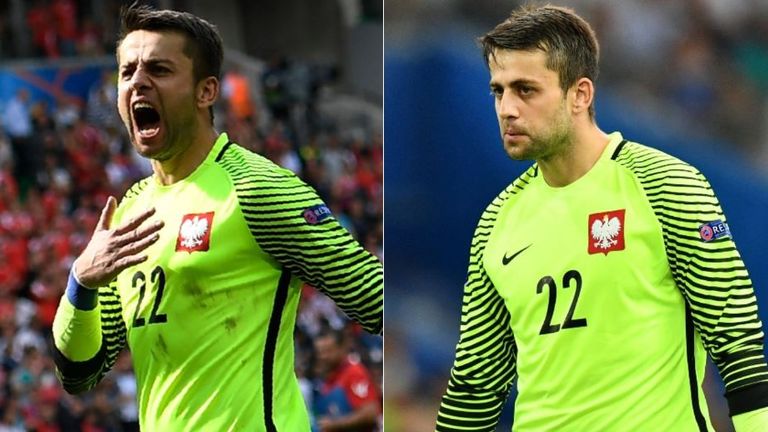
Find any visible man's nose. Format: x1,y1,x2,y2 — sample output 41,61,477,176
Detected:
130,68,151,91
498,92,520,119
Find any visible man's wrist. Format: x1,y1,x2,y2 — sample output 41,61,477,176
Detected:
66,269,98,311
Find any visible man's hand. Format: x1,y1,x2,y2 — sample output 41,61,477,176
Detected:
317,417,335,432
73,196,164,288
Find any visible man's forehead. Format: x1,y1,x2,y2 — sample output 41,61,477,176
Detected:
489,48,548,70
488,49,556,82
118,30,189,63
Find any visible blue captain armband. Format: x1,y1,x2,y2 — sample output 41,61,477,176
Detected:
66,270,98,311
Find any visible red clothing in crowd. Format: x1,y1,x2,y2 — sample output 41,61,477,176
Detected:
320,357,380,432
26,4,58,57
52,0,78,41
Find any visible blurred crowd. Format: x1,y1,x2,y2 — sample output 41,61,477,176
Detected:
0,14,382,432
578,0,768,164
0,0,125,60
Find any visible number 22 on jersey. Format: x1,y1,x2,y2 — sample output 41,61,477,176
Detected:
537,270,587,335
131,266,168,328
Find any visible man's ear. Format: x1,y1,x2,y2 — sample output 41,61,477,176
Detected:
197,76,219,110
571,77,594,116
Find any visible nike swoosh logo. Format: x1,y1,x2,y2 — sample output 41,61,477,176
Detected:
502,244,532,266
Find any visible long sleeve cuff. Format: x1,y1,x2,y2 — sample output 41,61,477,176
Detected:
66,270,98,310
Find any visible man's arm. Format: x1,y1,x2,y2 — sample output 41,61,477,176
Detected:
318,362,381,431
436,192,518,432
52,196,162,393
654,168,768,421
317,401,378,431
52,278,126,394
221,152,382,334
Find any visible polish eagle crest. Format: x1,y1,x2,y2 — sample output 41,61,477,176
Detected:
591,214,621,250
180,215,209,249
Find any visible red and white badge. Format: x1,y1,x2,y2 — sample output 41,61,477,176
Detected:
176,212,214,253
588,209,625,255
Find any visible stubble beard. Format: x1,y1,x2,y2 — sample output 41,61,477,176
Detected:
504,106,573,162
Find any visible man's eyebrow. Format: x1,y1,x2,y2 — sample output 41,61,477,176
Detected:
120,58,175,68
144,58,175,66
490,78,541,87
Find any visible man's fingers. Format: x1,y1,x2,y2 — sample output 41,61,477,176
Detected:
115,230,161,258
112,254,149,273
114,207,158,236
113,219,164,248
96,196,117,232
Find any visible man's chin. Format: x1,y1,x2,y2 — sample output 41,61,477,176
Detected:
503,142,533,161
131,134,170,161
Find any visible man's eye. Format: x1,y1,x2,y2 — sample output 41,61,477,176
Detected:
490,88,503,98
519,86,534,95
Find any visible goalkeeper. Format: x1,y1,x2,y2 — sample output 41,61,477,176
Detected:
52,4,382,431
436,5,768,432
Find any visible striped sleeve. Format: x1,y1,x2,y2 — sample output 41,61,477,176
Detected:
52,281,127,394
217,144,383,334
615,143,768,415
436,183,521,431
52,178,147,394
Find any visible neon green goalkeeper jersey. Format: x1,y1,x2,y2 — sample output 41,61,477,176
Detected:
436,132,768,431
53,133,383,431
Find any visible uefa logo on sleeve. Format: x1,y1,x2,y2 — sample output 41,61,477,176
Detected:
699,220,730,243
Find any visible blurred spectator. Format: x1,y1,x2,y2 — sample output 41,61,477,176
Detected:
51,0,78,57
222,66,256,123
26,0,58,58
2,89,32,189
314,329,381,432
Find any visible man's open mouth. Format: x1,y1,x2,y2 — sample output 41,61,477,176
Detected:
133,102,161,139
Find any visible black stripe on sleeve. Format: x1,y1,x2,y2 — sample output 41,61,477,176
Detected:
263,268,291,432
610,139,628,160
215,140,234,162
685,303,708,432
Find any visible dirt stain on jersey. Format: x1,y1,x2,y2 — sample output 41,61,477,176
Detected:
187,283,203,297
158,334,169,355
224,317,238,333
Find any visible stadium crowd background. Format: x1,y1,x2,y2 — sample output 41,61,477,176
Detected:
386,1,768,431
0,0,382,431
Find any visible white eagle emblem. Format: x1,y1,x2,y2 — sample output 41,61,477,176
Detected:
179,216,209,249
591,214,621,250
351,381,369,398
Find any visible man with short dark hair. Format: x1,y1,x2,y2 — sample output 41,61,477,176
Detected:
52,5,382,431
436,5,768,431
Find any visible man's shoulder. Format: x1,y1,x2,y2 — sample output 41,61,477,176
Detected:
481,163,539,218
611,140,701,177
335,358,374,387
610,139,717,202
119,175,153,206
215,141,301,185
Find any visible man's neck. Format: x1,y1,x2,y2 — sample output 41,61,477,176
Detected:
152,127,219,186
537,124,609,188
